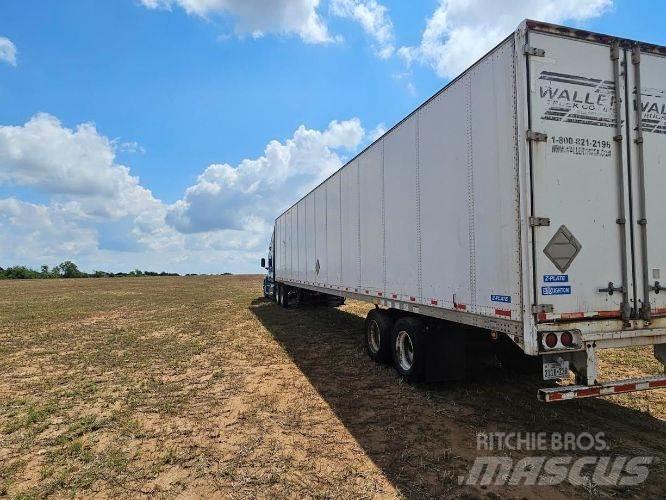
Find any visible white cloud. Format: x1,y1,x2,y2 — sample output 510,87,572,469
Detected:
331,0,394,59
140,0,333,44
0,198,98,261
166,118,365,233
0,113,375,273
0,114,182,268
401,0,612,78
0,37,17,66
368,123,386,142
117,140,146,154
0,113,157,219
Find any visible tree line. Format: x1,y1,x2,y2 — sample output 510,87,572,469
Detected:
0,261,190,279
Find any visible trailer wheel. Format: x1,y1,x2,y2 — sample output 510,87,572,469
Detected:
365,309,393,363
391,317,426,382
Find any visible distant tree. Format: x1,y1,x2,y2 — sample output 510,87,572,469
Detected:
57,261,85,278
3,266,40,279
0,261,183,279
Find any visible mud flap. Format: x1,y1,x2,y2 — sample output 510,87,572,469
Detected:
424,324,468,382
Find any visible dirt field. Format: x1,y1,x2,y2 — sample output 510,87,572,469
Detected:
0,275,664,499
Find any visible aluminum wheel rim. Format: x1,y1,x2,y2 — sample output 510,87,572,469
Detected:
396,330,414,371
367,320,381,354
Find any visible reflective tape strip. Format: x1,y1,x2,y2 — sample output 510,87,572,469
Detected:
537,310,621,321
540,375,666,402
596,310,621,318
495,309,512,318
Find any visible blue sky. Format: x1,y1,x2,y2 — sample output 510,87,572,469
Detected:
0,0,664,273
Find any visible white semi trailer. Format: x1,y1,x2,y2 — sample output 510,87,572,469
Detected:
260,20,666,402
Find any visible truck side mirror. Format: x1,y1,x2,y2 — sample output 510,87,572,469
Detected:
260,258,266,268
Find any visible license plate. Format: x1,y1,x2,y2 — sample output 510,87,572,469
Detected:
543,360,569,380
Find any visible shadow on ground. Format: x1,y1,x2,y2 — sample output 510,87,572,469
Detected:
249,297,666,499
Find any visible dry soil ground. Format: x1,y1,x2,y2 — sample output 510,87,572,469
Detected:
0,275,664,499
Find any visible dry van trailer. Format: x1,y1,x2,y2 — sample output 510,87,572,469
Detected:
265,20,666,401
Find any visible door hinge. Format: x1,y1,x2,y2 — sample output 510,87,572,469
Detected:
529,216,551,227
527,130,548,142
532,304,554,314
524,45,546,57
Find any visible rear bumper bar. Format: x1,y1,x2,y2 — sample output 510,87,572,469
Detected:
538,374,666,402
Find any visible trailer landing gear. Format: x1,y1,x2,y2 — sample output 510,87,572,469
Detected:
276,284,290,308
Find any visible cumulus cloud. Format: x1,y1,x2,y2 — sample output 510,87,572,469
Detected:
0,198,98,261
0,114,182,269
368,123,386,142
331,0,394,59
0,37,17,66
166,118,365,233
0,113,373,273
0,113,158,219
140,0,333,44
400,0,612,78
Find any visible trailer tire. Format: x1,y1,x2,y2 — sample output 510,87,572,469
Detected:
391,317,427,382
365,309,393,363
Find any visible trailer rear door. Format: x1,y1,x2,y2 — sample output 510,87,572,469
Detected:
526,31,635,321
626,48,666,319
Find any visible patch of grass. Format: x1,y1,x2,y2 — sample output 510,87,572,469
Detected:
3,401,57,435
51,415,107,446
105,446,130,473
0,276,663,498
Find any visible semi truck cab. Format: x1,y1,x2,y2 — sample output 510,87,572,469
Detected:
260,234,275,300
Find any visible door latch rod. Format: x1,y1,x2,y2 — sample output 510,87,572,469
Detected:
598,282,625,296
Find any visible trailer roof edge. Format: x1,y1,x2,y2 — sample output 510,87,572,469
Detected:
273,19,666,224
524,19,666,55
